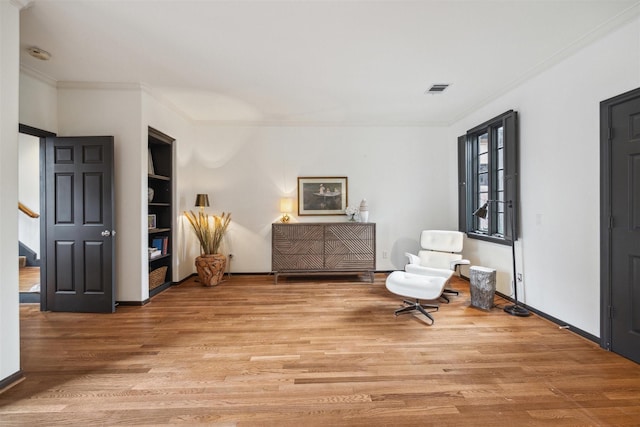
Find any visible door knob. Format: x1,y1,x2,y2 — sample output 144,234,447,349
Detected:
101,230,111,237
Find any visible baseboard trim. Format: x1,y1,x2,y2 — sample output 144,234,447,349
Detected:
177,273,197,283
116,300,149,307
0,370,25,394
19,292,40,303
495,291,598,344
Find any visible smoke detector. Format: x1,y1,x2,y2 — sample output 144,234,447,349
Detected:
425,84,450,94
27,46,51,61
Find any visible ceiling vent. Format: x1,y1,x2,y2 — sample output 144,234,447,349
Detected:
425,84,450,94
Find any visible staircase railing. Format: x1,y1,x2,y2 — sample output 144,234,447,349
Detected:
18,202,39,218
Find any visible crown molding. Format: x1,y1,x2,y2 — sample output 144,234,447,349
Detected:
19,65,446,127
190,118,448,128
20,64,57,88
10,0,33,10
142,86,195,123
56,81,145,91
451,2,640,126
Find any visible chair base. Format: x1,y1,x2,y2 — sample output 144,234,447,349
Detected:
440,288,459,303
504,304,531,317
394,299,439,325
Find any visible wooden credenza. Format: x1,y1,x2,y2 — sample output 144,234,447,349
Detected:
272,222,376,284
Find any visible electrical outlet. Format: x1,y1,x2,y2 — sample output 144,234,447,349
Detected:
382,251,388,259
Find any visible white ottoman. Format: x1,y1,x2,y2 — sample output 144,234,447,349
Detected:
385,271,448,324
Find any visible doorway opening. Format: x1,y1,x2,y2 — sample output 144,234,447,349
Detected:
18,124,55,306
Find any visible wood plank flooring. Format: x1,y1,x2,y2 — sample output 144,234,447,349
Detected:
2,273,640,426
18,267,40,293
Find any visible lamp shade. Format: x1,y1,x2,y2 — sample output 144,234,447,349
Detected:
280,198,293,213
279,198,293,223
195,193,210,208
472,202,489,219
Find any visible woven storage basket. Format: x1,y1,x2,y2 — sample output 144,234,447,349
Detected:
149,266,168,290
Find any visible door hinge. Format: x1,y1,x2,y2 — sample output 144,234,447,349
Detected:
609,305,614,319
609,216,614,229
609,127,613,140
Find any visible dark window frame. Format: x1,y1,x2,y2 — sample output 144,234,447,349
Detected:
458,110,519,246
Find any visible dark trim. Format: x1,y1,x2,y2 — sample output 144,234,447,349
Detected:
18,124,56,312
466,109,514,135
221,271,274,276
19,123,56,138
599,87,640,351
117,277,187,306
0,370,25,394
18,242,40,266
466,232,512,246
116,300,150,307
495,291,599,344
458,134,469,232
149,281,174,298
177,273,197,282
19,293,40,304
462,110,518,244
39,136,47,311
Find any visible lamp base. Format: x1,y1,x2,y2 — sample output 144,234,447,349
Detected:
504,304,530,317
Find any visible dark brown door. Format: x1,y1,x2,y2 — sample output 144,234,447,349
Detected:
601,88,640,364
44,136,115,313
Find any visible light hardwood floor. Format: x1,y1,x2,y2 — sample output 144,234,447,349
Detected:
18,267,40,293
2,274,640,426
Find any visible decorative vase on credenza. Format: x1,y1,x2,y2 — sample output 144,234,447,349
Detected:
359,198,369,223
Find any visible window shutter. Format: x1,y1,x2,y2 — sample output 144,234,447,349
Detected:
503,111,518,241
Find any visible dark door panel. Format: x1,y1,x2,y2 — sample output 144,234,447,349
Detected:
601,88,640,364
45,136,115,313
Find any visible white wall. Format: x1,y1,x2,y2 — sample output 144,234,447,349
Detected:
452,16,640,336
0,0,22,386
19,70,57,132
57,84,145,302
18,133,40,259
176,124,453,279
20,78,457,296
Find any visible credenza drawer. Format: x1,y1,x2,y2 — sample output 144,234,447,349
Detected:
272,222,376,283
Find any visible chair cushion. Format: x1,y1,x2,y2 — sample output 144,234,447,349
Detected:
385,271,447,301
405,263,454,279
420,230,464,252
417,250,463,270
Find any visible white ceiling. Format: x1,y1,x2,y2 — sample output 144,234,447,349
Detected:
19,0,640,125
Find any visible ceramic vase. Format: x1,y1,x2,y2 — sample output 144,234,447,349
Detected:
195,253,226,287
359,199,369,223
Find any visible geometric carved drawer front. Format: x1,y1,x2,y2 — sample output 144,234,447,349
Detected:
272,222,376,283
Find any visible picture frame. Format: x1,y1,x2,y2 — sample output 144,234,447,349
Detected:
148,214,157,229
298,176,348,216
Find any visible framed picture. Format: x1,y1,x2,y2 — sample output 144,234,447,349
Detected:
298,176,348,216
148,214,157,229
